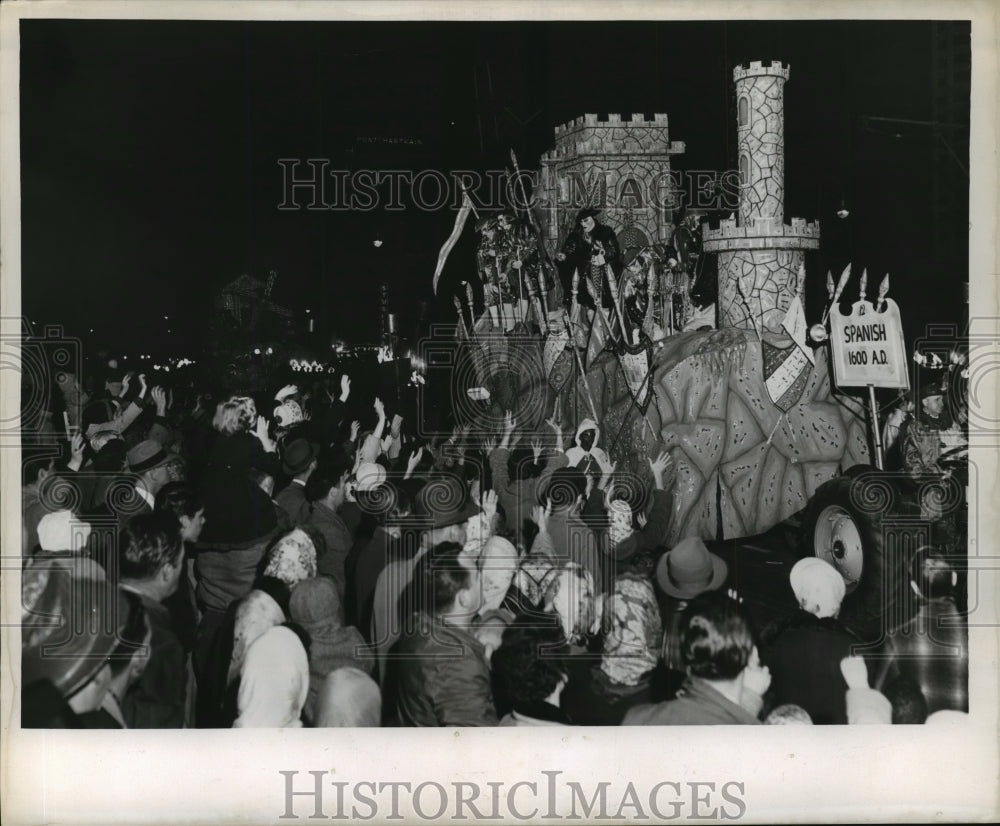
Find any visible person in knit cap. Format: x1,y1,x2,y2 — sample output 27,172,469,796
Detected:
314,667,382,727
34,510,92,558
288,576,372,725
841,656,892,724
759,558,862,724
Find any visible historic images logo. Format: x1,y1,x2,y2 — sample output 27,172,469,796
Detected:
276,161,739,215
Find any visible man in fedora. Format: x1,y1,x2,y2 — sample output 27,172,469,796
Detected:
125,439,176,517
371,475,480,680
275,438,319,526
655,537,728,673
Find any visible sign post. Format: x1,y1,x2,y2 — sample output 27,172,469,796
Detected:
829,295,908,470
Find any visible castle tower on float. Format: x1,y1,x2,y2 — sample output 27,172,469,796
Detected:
702,61,820,334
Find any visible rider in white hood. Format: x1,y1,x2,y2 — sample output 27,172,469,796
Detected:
564,418,613,476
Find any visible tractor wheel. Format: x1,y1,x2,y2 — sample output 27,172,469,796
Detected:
799,473,901,640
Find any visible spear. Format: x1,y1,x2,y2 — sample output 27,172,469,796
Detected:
858,268,868,303
453,295,469,340
877,273,890,311
826,270,835,301
822,262,853,324
564,315,599,422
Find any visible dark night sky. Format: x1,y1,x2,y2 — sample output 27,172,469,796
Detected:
19,19,970,353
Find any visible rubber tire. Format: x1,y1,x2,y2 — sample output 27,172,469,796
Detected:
799,474,899,641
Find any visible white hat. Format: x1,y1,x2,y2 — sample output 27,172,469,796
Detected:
37,510,92,552
789,557,846,619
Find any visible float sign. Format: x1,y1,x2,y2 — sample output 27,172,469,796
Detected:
829,298,909,389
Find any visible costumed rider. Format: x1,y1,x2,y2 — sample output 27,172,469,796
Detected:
502,212,551,332
673,208,716,331
620,246,664,344
556,208,622,311
475,215,515,329
564,418,613,478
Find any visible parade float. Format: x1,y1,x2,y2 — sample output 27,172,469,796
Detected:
435,61,942,638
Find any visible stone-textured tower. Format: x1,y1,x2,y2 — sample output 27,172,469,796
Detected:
538,114,686,253
703,61,820,334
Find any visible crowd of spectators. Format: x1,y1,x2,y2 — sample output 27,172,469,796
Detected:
20,357,968,728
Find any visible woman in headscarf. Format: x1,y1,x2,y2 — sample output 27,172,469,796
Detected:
314,667,382,728
561,571,668,726
232,625,309,729
227,589,286,689
263,528,318,590
288,576,372,725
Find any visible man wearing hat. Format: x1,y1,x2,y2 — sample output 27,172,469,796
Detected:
371,475,480,680
276,438,319,526
21,557,148,727
555,207,622,310
125,438,175,517
758,557,861,724
656,536,729,673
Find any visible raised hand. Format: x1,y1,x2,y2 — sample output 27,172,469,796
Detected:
275,384,298,402
254,415,274,451
340,374,351,402
532,500,552,535
349,420,361,442
742,647,772,697
503,410,516,434
137,373,148,398
648,450,674,490
405,447,424,478
374,397,385,420
530,439,543,463
120,372,132,397
480,489,498,521
483,436,497,454
151,386,168,416
70,431,85,460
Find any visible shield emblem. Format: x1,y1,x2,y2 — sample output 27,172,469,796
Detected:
762,339,812,411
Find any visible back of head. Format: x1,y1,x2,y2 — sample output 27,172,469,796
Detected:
412,541,469,616
315,667,381,727
508,447,540,483
289,575,342,629
119,511,184,581
680,592,754,681
540,467,586,510
914,554,955,601
305,454,352,503
213,396,256,435
765,704,813,725
155,482,202,520
491,613,569,707
883,675,929,724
